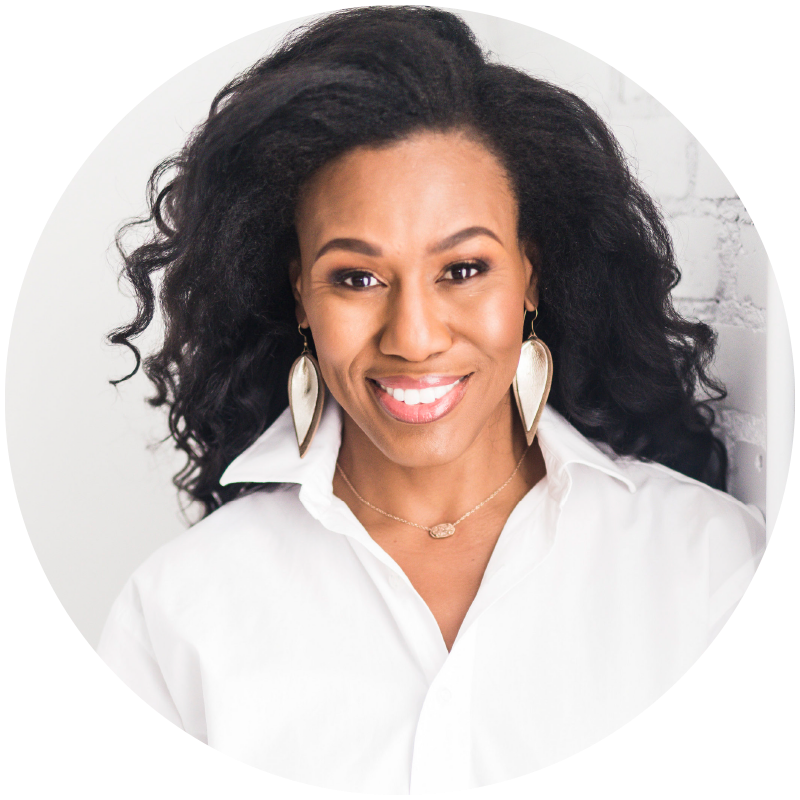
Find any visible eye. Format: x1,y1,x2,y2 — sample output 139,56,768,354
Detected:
441,261,487,282
337,271,383,289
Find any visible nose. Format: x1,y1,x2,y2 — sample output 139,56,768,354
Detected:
378,281,453,362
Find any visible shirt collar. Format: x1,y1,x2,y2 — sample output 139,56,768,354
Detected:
535,406,637,500
219,394,342,501
220,400,636,506
219,398,636,500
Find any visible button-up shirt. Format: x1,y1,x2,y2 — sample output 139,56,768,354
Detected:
97,400,765,793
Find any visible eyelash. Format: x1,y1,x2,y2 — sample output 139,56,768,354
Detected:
337,272,383,289
333,261,488,289
443,261,487,282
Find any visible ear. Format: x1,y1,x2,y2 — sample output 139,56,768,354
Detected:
289,257,309,327
521,240,541,312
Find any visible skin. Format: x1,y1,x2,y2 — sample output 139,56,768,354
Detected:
292,129,547,651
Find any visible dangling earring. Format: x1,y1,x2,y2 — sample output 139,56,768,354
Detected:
288,325,325,457
513,308,553,446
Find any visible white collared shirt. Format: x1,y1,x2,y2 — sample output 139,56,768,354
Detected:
97,401,765,794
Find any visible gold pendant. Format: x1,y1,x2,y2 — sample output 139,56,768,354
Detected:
513,336,553,446
429,523,456,539
288,352,325,458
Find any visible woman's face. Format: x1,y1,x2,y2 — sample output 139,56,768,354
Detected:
293,129,537,467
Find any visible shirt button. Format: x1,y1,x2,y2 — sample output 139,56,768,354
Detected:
437,687,453,704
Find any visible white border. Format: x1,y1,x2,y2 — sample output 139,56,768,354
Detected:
2,2,797,798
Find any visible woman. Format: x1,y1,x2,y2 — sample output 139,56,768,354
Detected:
98,6,765,793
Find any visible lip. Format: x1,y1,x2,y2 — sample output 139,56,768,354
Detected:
373,374,466,390
369,374,471,424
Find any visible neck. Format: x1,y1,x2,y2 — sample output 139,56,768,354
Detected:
334,394,544,530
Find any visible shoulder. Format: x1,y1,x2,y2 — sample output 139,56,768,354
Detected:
125,486,307,599
538,406,764,542
620,457,764,530
625,459,767,636
588,456,767,581
556,452,766,633
538,405,766,577
556,434,766,565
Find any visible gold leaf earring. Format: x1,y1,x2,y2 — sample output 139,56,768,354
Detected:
288,325,325,457
513,308,553,446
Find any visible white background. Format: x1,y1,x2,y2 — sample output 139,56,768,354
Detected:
2,1,797,798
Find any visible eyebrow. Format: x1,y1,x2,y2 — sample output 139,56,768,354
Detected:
312,226,503,264
313,238,382,263
428,226,503,254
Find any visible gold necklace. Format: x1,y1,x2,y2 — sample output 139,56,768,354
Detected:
335,448,529,539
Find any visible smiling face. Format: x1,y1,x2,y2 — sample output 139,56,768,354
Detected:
293,129,537,468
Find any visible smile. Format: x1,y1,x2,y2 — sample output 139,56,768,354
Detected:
378,379,462,405
368,375,471,423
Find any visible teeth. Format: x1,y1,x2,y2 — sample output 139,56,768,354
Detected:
380,380,461,405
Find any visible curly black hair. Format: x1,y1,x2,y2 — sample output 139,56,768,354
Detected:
110,6,727,516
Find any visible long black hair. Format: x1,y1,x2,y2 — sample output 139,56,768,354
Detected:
110,6,727,516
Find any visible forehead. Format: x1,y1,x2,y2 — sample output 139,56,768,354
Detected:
294,130,519,250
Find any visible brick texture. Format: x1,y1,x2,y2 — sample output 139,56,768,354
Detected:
609,97,769,514
603,65,770,515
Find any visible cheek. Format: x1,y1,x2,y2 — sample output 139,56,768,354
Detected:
304,296,377,391
467,288,525,370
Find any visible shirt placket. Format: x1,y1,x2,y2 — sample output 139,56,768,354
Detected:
408,623,478,793
300,473,570,794
301,487,450,682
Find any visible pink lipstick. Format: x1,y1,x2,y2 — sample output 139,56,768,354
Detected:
368,374,470,423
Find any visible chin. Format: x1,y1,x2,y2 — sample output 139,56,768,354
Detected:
364,413,487,468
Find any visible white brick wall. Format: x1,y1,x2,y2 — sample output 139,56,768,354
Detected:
462,11,769,513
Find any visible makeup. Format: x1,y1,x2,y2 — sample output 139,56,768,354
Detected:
369,375,470,423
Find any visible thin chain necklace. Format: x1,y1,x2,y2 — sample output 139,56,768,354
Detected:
335,448,529,539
